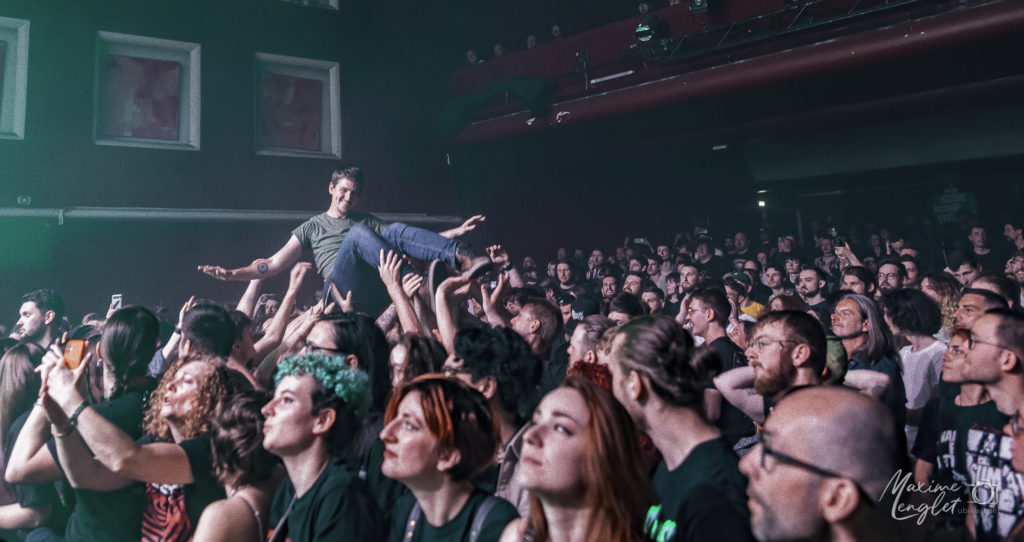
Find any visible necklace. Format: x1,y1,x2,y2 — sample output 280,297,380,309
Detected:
228,483,251,498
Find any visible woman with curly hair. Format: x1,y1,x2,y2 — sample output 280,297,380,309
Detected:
500,376,652,542
42,351,244,542
193,390,282,542
920,270,963,339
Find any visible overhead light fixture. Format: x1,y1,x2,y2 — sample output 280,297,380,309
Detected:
634,15,666,43
757,200,766,208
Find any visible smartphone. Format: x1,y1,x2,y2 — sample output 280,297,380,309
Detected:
634,238,645,244
111,293,123,310
63,339,87,370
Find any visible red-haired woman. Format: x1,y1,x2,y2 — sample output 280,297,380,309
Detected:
380,375,518,542
500,376,652,542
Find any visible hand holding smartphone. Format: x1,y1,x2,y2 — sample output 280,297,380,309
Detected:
63,339,87,370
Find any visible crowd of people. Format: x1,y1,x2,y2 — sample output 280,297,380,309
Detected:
3,166,1024,542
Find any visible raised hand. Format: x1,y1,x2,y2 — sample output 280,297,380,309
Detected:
329,283,354,313
378,249,404,291
197,265,231,280
486,244,510,267
45,348,91,413
288,262,314,292
402,274,424,299
455,215,486,236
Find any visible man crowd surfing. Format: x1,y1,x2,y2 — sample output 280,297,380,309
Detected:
4,166,1024,542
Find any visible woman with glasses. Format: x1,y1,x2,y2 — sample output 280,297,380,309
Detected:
605,315,754,542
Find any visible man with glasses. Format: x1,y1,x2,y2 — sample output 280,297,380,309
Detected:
960,309,1024,540
685,288,757,453
714,310,827,425
875,257,906,297
739,386,901,542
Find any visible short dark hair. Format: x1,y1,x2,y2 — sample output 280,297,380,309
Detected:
752,310,827,376
961,288,1010,310
841,266,877,292
230,310,253,343
181,303,236,358
973,274,1021,309
947,249,980,271
800,267,828,283
330,166,364,191
210,390,280,488
453,325,541,420
880,289,942,336
690,287,730,328
607,292,645,318
640,285,664,301
21,289,63,323
990,308,1024,361
876,257,907,279
521,298,563,351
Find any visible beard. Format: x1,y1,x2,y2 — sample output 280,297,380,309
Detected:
753,362,798,397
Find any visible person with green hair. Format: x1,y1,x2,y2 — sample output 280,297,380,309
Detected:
262,353,382,542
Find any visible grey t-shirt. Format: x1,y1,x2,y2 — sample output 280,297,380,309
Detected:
292,212,386,278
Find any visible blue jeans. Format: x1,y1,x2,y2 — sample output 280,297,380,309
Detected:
325,222,460,315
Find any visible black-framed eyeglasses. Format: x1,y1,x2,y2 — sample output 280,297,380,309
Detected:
967,334,1013,352
760,441,876,507
878,272,899,280
303,340,344,354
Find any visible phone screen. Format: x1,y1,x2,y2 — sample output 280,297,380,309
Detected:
111,294,123,310
64,339,87,370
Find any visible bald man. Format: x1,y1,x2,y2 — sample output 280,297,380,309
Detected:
739,387,901,542
960,308,1024,540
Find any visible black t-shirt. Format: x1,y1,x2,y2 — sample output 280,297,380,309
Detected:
55,385,153,542
708,338,757,446
387,489,518,542
695,256,729,280
645,437,755,542
268,458,383,542
359,433,409,523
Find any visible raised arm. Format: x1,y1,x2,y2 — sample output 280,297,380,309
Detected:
480,272,512,328
46,359,193,485
253,262,313,359
198,235,303,282
712,366,766,424
6,345,68,485
378,250,424,335
843,369,892,400
236,278,265,319
435,275,473,353
486,245,524,288
439,214,485,239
